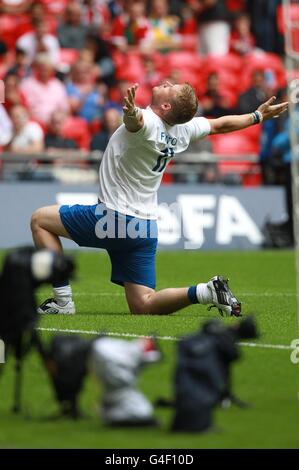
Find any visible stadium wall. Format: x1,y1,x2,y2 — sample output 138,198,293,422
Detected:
0,183,286,250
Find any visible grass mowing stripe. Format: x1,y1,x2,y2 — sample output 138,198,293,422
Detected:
61,292,296,297
37,327,293,350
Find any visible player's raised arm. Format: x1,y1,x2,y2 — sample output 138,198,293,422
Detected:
208,96,289,135
123,83,144,133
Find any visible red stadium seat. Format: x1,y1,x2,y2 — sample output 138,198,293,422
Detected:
180,34,198,51
211,125,261,155
212,134,259,155
169,70,202,91
62,117,91,150
226,0,246,12
59,49,80,66
115,51,145,82
167,51,202,72
202,53,243,74
210,126,262,186
0,14,21,48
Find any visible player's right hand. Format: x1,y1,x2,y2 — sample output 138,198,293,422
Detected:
123,83,138,115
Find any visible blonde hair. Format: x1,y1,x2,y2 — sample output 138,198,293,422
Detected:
167,83,198,125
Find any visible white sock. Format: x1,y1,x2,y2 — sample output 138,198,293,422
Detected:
196,283,213,304
53,285,72,306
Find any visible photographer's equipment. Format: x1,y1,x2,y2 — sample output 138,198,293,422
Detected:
43,335,93,419
90,336,161,426
0,247,74,413
172,316,258,433
262,220,294,248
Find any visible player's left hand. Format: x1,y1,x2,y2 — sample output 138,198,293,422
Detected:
257,96,289,121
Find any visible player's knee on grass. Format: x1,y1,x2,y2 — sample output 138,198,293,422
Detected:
125,284,155,315
128,298,150,315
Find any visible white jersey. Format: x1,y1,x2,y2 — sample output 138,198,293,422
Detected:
98,107,211,219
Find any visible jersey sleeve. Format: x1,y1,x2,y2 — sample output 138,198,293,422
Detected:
186,117,211,141
129,108,157,139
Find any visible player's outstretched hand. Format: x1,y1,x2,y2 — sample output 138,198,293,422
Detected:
258,96,289,121
123,83,139,115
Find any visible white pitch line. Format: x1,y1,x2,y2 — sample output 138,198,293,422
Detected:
238,342,292,350
36,327,293,350
37,327,176,342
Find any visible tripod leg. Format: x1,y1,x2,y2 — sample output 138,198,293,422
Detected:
12,357,22,413
12,336,24,414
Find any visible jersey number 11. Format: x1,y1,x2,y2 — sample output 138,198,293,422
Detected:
152,147,175,173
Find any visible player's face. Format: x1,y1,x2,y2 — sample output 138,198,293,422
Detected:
151,81,182,107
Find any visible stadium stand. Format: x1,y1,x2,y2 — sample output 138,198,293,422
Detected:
0,0,289,187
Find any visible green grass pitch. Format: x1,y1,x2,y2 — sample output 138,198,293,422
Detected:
0,249,298,449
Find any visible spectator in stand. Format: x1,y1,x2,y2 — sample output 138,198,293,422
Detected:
84,32,115,85
16,17,60,65
143,0,181,52
57,2,89,50
110,0,150,51
108,0,125,19
45,110,78,150
141,55,162,88
0,104,13,148
190,0,230,55
90,107,122,151
259,88,288,184
200,72,235,118
95,79,122,112
30,2,50,24
229,12,255,56
238,69,272,115
0,0,32,14
178,2,197,36
6,47,31,79
80,0,111,32
19,2,58,37
66,59,105,122
0,40,7,55
246,0,283,54
0,40,9,78
262,112,298,246
2,74,27,113
6,104,44,153
44,108,91,150
20,53,69,125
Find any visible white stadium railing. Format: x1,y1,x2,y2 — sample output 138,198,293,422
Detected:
0,150,260,181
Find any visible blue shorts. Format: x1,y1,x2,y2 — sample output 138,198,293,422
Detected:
59,203,158,289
